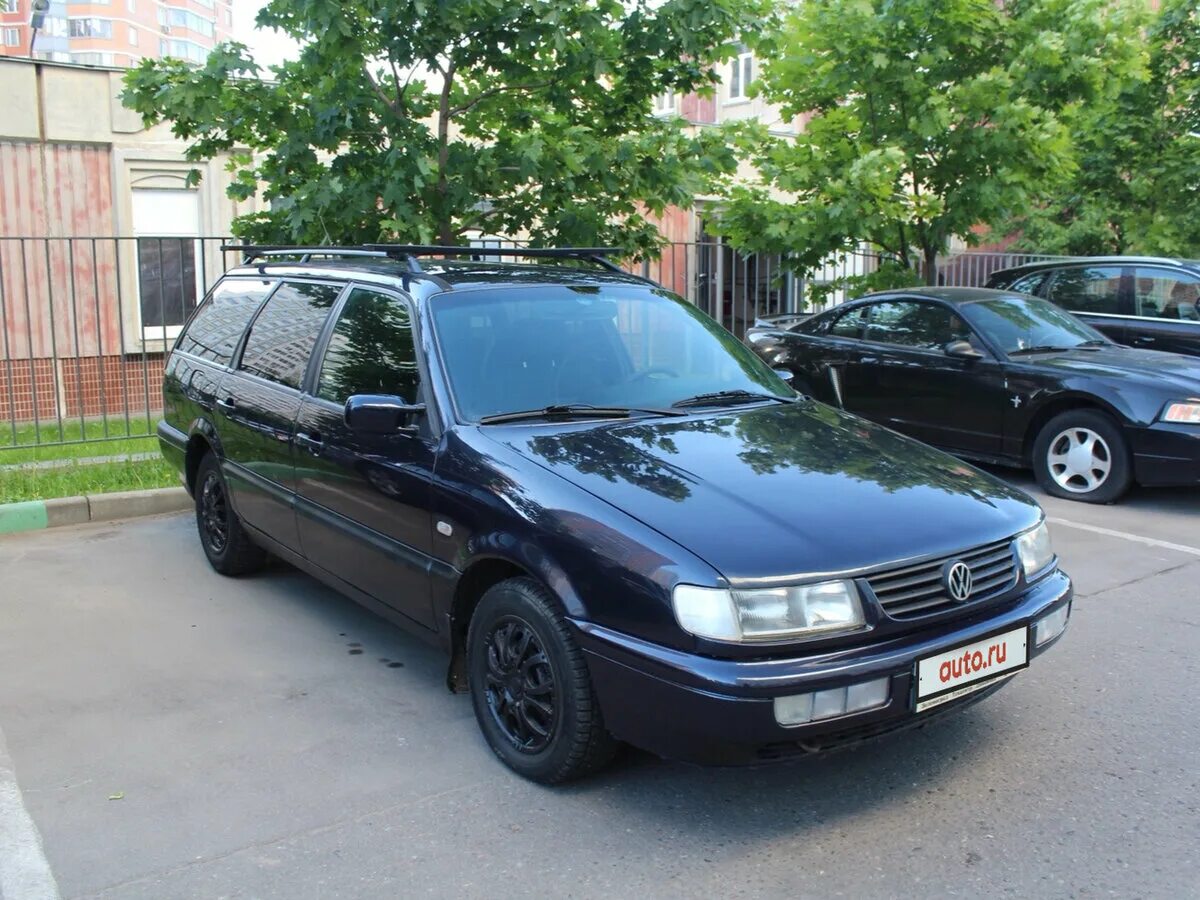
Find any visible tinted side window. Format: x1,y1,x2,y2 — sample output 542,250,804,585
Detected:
240,281,341,389
1045,266,1123,315
1131,268,1200,322
828,307,866,338
176,279,274,365
1008,272,1047,295
865,301,968,350
316,288,420,402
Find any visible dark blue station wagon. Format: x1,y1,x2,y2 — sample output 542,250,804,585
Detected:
158,246,1073,783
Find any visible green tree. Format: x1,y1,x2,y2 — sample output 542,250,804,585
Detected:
1011,0,1200,255
712,0,1146,294
122,0,760,253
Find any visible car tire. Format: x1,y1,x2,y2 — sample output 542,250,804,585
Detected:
1032,409,1132,504
194,452,267,575
467,577,618,783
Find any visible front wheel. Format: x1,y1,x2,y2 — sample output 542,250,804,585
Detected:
1032,410,1132,504
466,578,618,783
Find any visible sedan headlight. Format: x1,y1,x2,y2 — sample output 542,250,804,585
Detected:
1162,401,1200,425
672,580,865,642
1016,521,1055,579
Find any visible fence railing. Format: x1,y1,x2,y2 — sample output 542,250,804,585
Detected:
0,236,1065,450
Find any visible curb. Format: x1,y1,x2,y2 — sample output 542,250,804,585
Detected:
0,487,190,536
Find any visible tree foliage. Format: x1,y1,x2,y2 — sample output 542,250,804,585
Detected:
122,0,761,253
1010,0,1200,255
713,0,1146,293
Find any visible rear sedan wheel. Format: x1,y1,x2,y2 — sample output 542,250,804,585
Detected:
467,577,618,783
195,452,267,575
1032,410,1132,504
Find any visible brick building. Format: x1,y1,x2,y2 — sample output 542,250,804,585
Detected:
1,0,234,68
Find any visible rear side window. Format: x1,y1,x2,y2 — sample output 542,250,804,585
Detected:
239,281,341,389
1131,268,1200,321
1045,266,1123,315
864,301,969,350
316,288,420,402
176,279,274,365
1007,272,1047,295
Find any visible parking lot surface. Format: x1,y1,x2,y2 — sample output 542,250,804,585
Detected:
1,472,1198,899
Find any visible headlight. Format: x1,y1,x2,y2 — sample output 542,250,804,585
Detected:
672,579,865,642
1162,401,1200,424
1016,521,1055,579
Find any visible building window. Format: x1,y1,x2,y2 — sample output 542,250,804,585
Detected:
729,49,753,101
42,16,68,38
3,27,19,48
653,89,676,115
72,51,115,65
128,25,137,46
1,1,18,15
127,0,136,11
159,7,215,38
224,9,231,26
68,17,114,39
131,189,203,343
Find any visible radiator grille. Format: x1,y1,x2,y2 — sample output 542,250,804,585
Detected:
865,539,1018,618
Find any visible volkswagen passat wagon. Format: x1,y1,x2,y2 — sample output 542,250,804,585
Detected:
158,245,1072,783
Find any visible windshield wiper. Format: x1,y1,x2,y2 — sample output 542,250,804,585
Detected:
671,389,797,409
1008,345,1072,355
478,404,685,425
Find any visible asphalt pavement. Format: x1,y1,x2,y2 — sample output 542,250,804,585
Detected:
0,471,1197,899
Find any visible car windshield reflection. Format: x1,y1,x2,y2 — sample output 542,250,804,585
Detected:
429,285,793,422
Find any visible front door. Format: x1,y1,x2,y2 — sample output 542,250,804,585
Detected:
1128,266,1200,356
293,286,437,629
847,299,1007,456
215,280,344,553
1042,265,1128,346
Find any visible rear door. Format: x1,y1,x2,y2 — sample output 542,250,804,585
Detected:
1042,265,1129,345
214,279,344,553
846,299,1007,455
293,285,437,629
1127,266,1200,356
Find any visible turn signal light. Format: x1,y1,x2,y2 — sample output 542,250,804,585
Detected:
774,677,890,727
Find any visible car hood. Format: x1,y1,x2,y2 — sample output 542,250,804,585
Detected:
1023,346,1200,392
484,402,1042,583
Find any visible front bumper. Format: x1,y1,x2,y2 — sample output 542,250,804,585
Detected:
1129,422,1200,486
574,570,1072,765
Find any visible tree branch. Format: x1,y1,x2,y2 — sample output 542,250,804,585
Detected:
448,80,552,118
363,64,402,118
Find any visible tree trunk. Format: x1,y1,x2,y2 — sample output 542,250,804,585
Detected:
923,246,939,286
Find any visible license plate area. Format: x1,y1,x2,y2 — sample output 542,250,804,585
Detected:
914,625,1029,712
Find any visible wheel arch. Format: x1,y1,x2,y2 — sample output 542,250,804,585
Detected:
1021,393,1130,465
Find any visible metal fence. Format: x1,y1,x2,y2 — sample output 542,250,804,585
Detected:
0,236,1065,450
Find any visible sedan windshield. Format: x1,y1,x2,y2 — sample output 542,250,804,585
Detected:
429,285,793,422
960,296,1109,355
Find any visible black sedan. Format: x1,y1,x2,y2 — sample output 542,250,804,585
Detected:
746,287,1200,504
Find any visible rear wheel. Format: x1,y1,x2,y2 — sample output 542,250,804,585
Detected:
195,453,267,575
467,577,618,783
1032,410,1131,504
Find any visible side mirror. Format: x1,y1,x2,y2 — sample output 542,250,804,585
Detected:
773,367,795,385
344,394,426,435
945,340,984,360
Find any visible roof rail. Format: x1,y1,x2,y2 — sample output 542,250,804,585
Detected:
220,244,392,264
363,244,624,274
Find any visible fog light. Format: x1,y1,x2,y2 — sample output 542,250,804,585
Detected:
773,692,814,726
773,677,891,727
1034,603,1070,646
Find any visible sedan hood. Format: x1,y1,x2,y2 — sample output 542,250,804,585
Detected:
485,402,1042,583
1027,346,1200,393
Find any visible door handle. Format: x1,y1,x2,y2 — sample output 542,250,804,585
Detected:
1133,336,1156,345
215,397,237,412
295,431,324,455
860,356,879,365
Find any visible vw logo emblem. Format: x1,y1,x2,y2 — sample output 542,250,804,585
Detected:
943,560,973,603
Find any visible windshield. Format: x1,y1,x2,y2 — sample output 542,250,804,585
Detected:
429,285,792,422
960,296,1108,354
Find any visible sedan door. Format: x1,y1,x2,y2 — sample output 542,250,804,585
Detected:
1042,265,1129,346
293,285,438,630
843,300,1008,456
1127,266,1200,356
213,280,344,554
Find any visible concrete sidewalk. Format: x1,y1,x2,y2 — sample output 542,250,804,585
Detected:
0,487,189,535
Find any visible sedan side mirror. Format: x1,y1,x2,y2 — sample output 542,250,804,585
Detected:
773,367,795,385
345,394,426,435
945,340,984,360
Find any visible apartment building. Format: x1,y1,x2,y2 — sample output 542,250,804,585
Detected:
1,0,234,68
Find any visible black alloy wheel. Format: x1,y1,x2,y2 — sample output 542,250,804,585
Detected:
194,452,267,576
